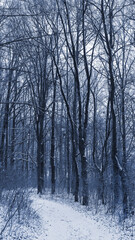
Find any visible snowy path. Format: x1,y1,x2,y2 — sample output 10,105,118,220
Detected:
31,195,124,240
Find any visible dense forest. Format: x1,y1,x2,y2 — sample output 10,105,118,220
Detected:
0,0,135,220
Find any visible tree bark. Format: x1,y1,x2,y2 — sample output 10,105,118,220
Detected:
50,80,56,194
0,70,13,169
37,113,45,194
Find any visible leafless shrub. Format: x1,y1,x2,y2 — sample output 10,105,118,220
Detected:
0,189,38,238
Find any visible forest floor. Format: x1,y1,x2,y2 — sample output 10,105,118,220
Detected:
30,193,134,240
0,190,134,240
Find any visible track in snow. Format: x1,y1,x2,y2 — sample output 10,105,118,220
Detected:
31,194,122,240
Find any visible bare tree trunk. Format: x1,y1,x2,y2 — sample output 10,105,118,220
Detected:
36,113,45,194
66,117,70,194
0,70,13,169
50,79,56,194
10,107,16,166
10,74,18,166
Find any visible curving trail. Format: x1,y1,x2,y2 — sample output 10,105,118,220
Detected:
31,194,124,240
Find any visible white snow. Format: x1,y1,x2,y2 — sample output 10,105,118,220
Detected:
0,191,134,240
30,193,134,240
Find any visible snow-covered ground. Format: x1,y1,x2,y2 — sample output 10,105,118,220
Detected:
31,193,134,240
0,191,134,240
